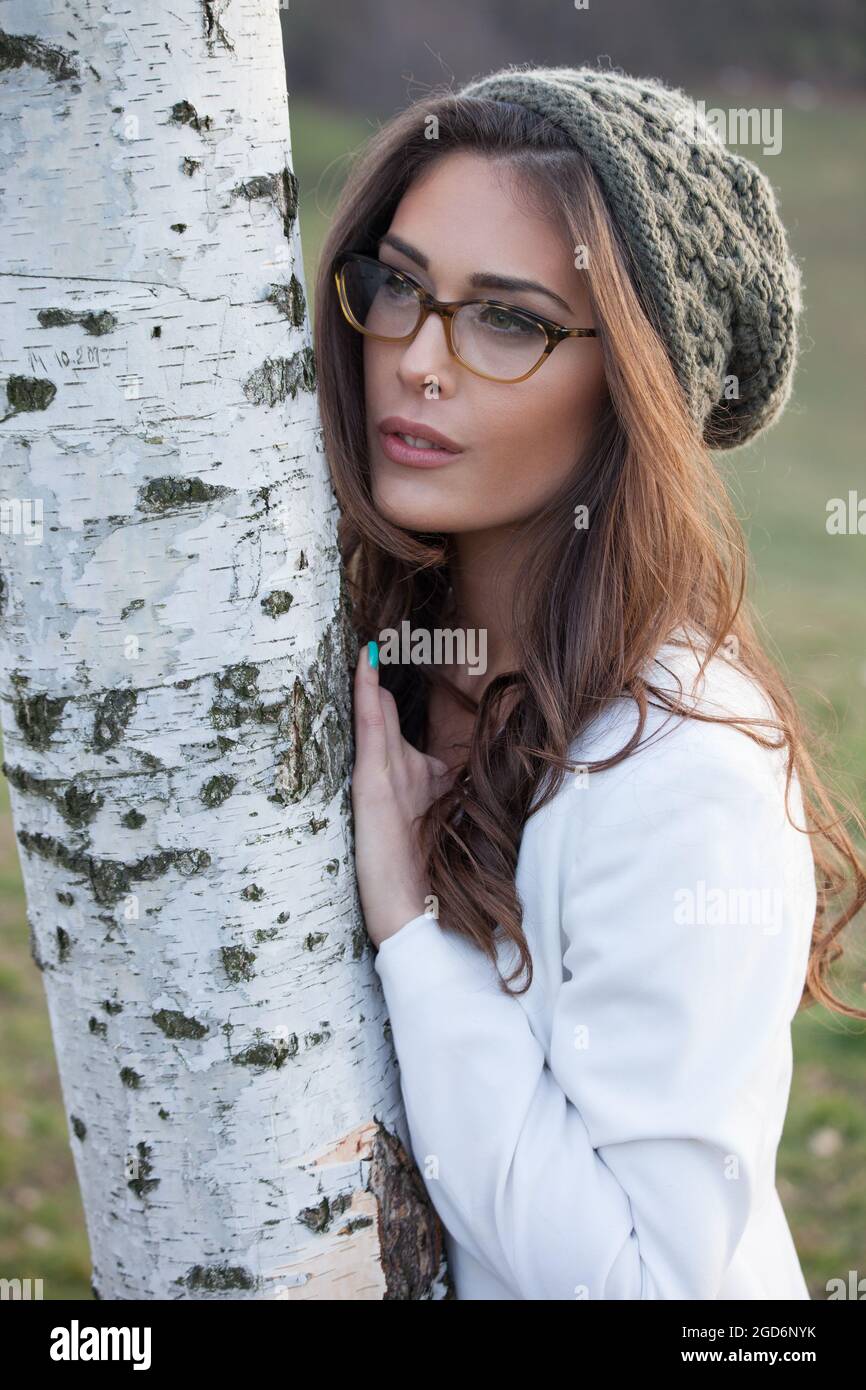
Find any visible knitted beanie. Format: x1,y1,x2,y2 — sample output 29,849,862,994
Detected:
457,63,803,450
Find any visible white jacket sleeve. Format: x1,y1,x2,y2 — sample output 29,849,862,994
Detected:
372,717,815,1299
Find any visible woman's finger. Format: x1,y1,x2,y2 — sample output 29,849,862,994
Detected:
377,684,406,763
353,640,389,772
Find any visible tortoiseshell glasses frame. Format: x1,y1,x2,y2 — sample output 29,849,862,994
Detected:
333,249,599,384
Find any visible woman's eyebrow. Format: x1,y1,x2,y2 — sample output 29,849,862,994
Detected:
377,233,574,315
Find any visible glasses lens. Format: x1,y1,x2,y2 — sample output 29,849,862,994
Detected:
453,302,548,380
340,258,421,339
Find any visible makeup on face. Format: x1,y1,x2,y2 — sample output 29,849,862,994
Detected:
377,414,464,468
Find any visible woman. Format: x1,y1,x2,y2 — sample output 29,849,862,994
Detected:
313,63,866,1300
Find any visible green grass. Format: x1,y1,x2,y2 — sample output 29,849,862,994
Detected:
0,92,863,1300
0,761,93,1300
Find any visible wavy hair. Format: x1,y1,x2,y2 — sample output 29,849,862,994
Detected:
313,87,866,1018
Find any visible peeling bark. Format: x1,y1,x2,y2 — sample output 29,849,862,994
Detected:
0,0,448,1299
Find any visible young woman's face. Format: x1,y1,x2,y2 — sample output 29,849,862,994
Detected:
363,150,607,534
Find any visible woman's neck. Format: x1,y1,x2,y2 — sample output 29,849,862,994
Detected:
446,525,524,691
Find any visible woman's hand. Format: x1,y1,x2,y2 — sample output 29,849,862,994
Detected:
352,641,455,949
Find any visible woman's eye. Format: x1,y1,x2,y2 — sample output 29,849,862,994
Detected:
383,273,416,299
478,306,536,335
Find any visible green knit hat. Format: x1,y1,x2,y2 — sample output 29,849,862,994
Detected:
458,63,803,450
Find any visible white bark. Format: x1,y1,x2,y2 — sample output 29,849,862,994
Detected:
0,0,450,1299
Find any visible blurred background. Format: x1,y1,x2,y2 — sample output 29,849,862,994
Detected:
1,0,864,1298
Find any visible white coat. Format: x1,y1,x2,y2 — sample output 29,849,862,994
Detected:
373,632,815,1299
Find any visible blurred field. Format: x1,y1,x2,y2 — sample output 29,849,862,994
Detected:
0,92,863,1300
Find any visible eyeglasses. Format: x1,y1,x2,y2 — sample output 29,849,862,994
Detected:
333,250,599,384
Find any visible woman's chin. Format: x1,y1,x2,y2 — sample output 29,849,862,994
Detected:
371,480,467,534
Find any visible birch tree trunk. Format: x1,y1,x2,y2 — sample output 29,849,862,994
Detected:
0,0,450,1300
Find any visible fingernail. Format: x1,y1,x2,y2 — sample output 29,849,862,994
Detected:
367,639,379,670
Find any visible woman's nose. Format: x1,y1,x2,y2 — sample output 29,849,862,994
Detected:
395,311,455,389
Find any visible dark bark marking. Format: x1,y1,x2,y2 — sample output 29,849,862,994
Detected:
242,348,316,406
266,275,306,327
2,762,104,826
12,688,69,749
36,308,117,336
199,772,236,807
231,1029,298,1070
175,1263,256,1293
92,688,137,751
127,1141,160,1198
152,1008,208,1040
138,475,232,513
17,830,211,906
3,375,56,415
368,1120,455,1300
169,99,211,132
260,589,293,618
272,622,351,805
201,0,233,52
230,167,297,240
0,29,80,81
220,944,256,983
341,1215,374,1234
296,1193,350,1233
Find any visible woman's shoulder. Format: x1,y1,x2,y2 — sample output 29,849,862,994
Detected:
521,626,815,946
530,625,797,834
571,624,783,775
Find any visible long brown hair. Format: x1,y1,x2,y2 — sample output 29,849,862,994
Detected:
313,87,866,1018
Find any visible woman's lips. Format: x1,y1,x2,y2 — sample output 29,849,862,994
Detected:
379,429,463,469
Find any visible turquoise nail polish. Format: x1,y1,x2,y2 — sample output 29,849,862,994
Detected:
367,639,379,669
